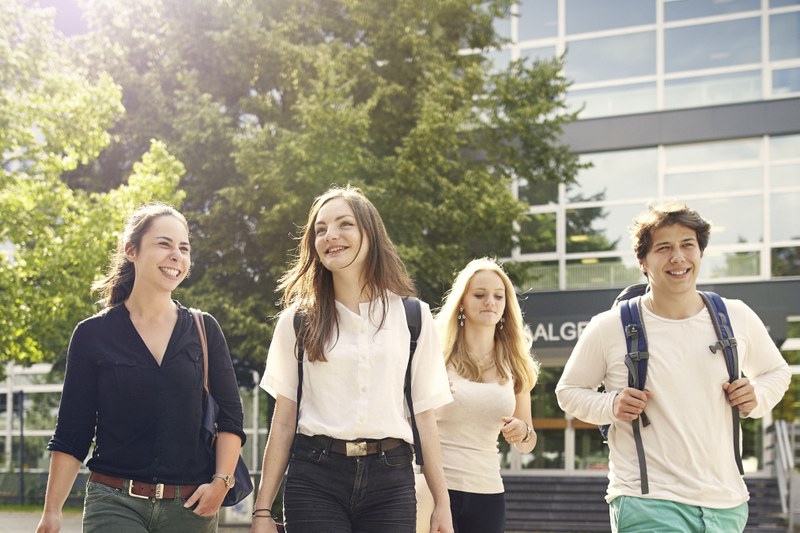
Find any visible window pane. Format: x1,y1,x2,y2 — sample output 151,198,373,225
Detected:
665,139,760,167
568,83,656,118
507,260,559,291
771,191,800,240
665,19,760,72
771,0,800,7
518,177,558,206
566,0,655,34
665,0,760,21
771,13,800,61
521,45,557,63
773,67,800,95
664,71,761,109
692,196,764,245
566,258,643,289
770,134,800,160
519,0,558,40
494,14,511,41
566,204,645,253
575,428,609,470
772,247,800,277
520,213,557,253
486,48,511,73
701,251,760,278
571,149,658,201
771,164,800,188
566,32,655,83
665,168,762,196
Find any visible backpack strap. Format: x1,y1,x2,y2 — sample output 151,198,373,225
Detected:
292,312,305,439
619,296,650,494
402,297,424,466
290,299,424,465
699,291,745,476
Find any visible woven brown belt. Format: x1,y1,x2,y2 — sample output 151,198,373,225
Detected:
300,434,407,456
89,472,200,500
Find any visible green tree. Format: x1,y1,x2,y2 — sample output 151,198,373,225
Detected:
0,1,185,373
31,0,582,376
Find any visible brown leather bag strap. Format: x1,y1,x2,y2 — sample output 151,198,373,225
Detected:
191,309,209,394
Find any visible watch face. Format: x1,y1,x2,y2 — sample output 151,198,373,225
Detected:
227,475,235,488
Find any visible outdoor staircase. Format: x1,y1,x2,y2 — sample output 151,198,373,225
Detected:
503,475,787,533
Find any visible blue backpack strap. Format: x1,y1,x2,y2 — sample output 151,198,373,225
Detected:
699,292,745,476
402,297,424,466
619,296,650,494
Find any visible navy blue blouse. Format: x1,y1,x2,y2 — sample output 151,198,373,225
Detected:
48,302,246,485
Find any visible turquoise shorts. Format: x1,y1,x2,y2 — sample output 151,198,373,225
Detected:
609,495,748,533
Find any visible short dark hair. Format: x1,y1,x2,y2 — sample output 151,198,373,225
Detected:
629,202,711,261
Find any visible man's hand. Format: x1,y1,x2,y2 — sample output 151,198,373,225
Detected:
723,378,757,417
613,387,653,421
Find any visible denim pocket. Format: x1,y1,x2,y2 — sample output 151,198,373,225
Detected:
381,443,413,468
291,439,327,464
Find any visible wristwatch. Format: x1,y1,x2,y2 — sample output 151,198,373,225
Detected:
212,472,235,489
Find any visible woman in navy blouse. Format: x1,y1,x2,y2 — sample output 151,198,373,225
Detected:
37,203,245,533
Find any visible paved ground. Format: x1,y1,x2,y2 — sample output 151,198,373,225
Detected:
0,510,249,532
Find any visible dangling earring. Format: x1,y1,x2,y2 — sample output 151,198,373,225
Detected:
458,307,465,327
499,316,505,330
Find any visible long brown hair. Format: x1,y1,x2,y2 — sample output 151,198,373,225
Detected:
278,185,415,362
435,257,538,394
92,203,188,308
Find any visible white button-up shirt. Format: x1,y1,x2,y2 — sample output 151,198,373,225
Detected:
261,292,452,442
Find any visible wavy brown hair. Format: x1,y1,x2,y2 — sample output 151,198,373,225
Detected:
278,185,415,362
435,257,539,394
92,203,188,308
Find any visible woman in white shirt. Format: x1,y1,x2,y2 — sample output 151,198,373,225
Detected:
249,185,454,533
417,258,538,533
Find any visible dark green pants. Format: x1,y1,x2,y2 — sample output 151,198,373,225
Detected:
83,480,219,533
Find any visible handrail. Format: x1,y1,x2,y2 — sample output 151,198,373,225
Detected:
771,420,794,516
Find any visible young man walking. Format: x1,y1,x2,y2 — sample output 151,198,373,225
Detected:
556,202,791,532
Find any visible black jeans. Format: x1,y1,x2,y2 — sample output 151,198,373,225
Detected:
283,435,415,533
449,489,505,533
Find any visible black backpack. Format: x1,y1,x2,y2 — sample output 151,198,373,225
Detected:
601,283,743,494
292,297,425,465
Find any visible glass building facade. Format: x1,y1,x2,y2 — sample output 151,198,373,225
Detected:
494,0,800,475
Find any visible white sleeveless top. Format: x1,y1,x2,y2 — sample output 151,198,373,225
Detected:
436,368,516,494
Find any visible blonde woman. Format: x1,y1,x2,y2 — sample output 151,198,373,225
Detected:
417,257,539,533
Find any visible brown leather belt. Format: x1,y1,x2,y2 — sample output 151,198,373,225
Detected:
300,434,407,457
89,472,200,500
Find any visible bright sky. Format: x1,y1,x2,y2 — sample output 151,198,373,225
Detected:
37,0,87,35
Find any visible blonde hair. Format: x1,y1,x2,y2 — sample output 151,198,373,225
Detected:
435,257,539,394
278,185,415,362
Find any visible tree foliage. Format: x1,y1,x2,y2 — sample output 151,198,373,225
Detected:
0,1,185,375
5,0,582,380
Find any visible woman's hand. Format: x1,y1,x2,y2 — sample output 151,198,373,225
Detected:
501,416,529,445
35,510,62,533
183,478,228,516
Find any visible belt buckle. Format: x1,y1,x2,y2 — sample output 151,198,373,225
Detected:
128,481,164,499
346,441,368,456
